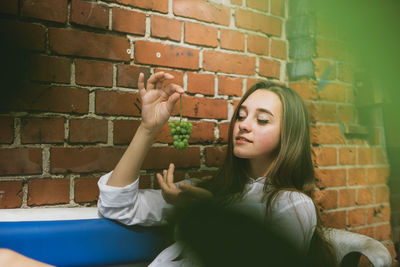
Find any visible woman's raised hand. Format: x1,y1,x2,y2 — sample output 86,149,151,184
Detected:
157,163,213,206
138,72,184,132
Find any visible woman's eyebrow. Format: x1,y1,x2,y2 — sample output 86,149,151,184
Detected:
256,108,274,117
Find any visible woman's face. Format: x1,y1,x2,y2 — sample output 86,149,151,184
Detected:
233,89,282,162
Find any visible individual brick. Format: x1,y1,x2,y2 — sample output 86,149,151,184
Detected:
21,117,64,144
28,178,70,206
74,177,99,203
75,59,113,87
49,28,130,61
70,0,109,29
0,148,42,175
185,22,218,47
135,40,199,70
151,15,182,41
112,7,146,35
0,181,23,208
236,8,282,37
69,118,108,143
173,0,230,26
187,72,215,95
203,50,255,75
21,0,67,23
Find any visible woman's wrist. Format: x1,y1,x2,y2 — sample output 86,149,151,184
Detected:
137,123,159,139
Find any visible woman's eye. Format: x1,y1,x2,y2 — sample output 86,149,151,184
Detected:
257,119,269,125
237,115,245,121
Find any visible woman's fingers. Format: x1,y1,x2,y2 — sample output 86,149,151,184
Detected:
138,73,146,98
166,163,175,187
156,73,174,89
180,183,213,199
156,172,168,191
146,72,174,91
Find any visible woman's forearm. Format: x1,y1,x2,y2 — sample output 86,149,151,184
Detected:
106,124,157,187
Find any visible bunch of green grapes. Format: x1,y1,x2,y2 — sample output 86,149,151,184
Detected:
169,120,192,150
169,95,192,151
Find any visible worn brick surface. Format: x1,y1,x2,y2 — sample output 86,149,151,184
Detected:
0,0,18,14
339,188,356,207
306,103,336,123
29,54,71,83
49,28,130,61
21,117,64,144
271,39,287,59
203,51,255,75
205,146,227,167
1,20,46,51
217,122,230,144
310,125,345,145
117,64,151,88
181,96,228,119
21,0,67,23
312,147,337,167
109,0,168,13
185,22,218,47
70,0,109,29
320,210,346,228
142,147,201,169
112,7,146,35
113,120,141,145
75,59,113,87
69,118,108,143
187,72,215,95
50,147,125,173
151,15,182,41
259,58,280,79
220,29,245,51
0,148,42,175
247,34,269,56
0,181,23,208
173,0,230,26
218,76,242,97
246,0,268,11
0,116,14,144
236,9,282,37
28,178,70,206
313,189,338,210
74,177,99,203
135,40,199,70
96,91,141,116
9,84,89,114
314,168,346,188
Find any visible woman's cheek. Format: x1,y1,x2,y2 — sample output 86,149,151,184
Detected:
256,129,280,152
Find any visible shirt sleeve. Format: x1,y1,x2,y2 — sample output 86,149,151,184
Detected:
268,191,317,254
97,171,172,226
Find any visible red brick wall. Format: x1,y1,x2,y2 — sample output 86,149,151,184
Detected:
0,0,286,207
0,1,395,262
288,8,396,261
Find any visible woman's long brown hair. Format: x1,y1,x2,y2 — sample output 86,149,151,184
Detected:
199,81,336,265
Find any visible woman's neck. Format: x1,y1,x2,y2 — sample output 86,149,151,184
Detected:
248,157,271,178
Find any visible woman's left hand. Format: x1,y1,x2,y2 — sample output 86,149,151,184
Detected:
156,163,213,206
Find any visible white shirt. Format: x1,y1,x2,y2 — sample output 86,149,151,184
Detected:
97,172,317,266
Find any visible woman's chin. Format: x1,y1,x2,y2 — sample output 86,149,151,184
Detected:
233,149,250,159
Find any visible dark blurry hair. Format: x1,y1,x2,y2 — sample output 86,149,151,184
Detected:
198,81,336,266
0,35,31,110
174,200,314,267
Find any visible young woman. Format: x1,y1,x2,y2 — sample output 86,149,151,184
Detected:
97,72,334,266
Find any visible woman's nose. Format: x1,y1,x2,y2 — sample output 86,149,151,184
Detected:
238,118,251,132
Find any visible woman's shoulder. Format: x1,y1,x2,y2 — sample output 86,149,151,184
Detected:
272,190,315,213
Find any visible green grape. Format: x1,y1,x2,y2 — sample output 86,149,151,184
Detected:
169,95,192,151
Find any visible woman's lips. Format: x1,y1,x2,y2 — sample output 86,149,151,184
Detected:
235,136,252,144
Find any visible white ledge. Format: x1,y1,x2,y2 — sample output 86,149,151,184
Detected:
0,207,101,222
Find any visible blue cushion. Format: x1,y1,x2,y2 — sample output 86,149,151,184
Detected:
0,218,164,267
